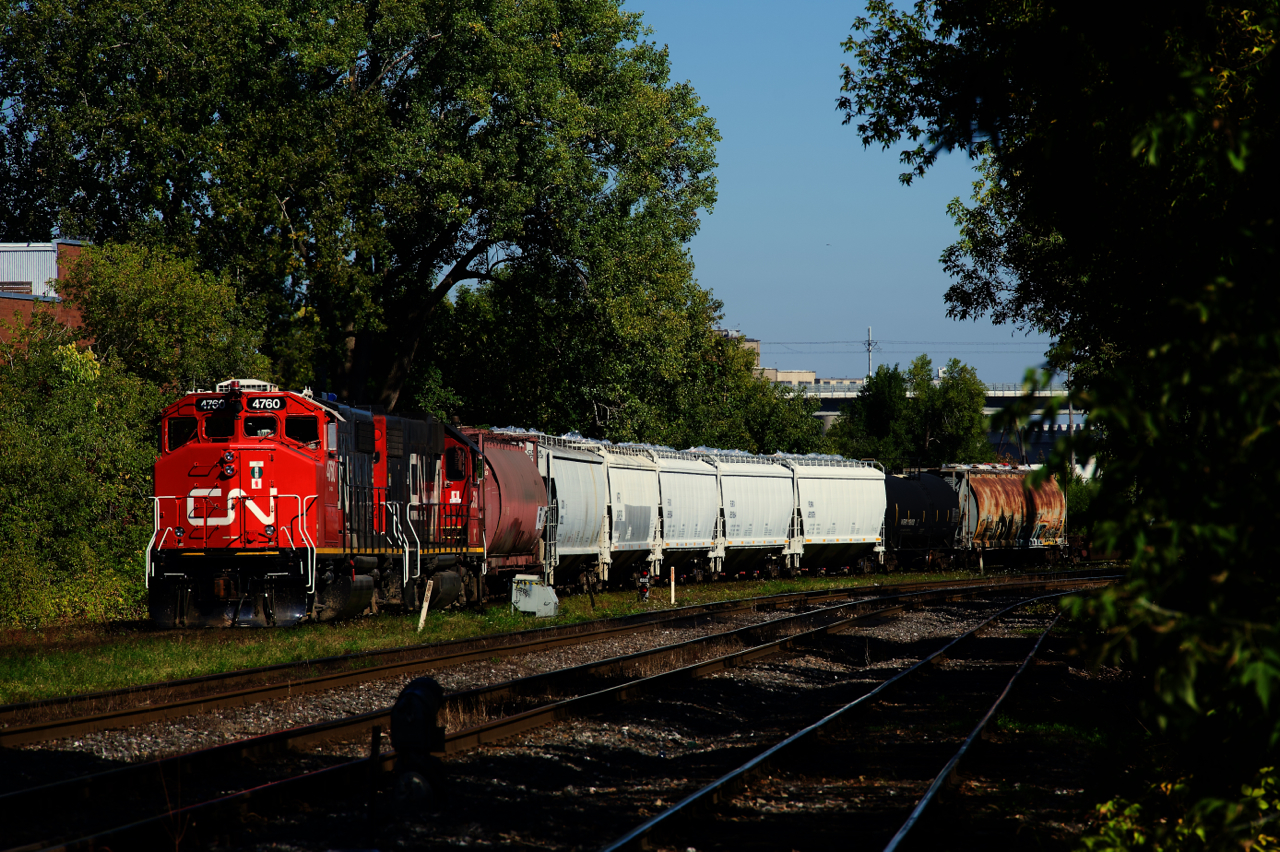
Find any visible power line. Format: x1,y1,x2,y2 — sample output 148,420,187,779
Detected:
767,348,1052,355
762,339,1049,347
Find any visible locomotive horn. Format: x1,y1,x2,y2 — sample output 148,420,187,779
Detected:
225,381,244,416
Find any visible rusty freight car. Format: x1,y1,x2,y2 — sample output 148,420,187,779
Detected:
934,464,1067,568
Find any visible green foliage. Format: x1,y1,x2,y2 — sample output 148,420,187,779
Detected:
59,243,270,391
825,363,912,461
826,355,993,465
1080,768,1280,851
0,244,270,626
0,0,719,409
904,355,993,465
842,0,1280,825
1065,473,1100,539
0,311,162,626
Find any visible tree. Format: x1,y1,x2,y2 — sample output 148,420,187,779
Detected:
842,0,1280,837
827,357,993,465
825,364,912,462
435,266,824,454
0,0,719,409
0,311,162,625
58,243,270,392
0,244,271,626
904,355,993,465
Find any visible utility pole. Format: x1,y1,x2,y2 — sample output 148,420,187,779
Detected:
1067,368,1077,476
862,327,882,378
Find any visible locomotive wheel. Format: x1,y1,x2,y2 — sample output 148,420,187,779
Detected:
456,564,483,607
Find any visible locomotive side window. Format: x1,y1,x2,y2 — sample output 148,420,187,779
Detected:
285,415,320,448
244,416,277,438
167,417,198,451
205,416,236,441
445,446,468,482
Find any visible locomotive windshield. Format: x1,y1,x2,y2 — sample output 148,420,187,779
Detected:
166,417,197,451
205,416,235,441
285,415,320,448
244,415,277,438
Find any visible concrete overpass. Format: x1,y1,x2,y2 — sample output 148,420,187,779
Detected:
801,382,1085,463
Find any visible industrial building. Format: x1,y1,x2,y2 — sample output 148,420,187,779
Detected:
0,240,84,340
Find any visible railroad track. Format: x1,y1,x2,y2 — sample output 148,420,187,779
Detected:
2,575,1111,851
0,568,1110,747
602,595,1069,851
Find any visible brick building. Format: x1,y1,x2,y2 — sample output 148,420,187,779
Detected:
0,240,84,342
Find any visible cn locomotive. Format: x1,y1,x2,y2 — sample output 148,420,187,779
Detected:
147,379,1066,627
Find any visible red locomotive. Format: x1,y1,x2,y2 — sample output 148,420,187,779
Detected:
148,379,547,626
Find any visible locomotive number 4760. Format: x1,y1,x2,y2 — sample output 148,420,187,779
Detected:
196,396,285,411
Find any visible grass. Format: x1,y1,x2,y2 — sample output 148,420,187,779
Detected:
993,714,1110,747
0,570,970,705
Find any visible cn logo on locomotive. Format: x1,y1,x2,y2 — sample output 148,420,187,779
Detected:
186,487,278,526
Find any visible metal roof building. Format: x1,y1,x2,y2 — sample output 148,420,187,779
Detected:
0,240,83,298
0,240,86,343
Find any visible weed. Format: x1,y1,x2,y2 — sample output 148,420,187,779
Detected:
0,571,958,703
993,714,1108,746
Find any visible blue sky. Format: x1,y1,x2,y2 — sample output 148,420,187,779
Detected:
632,0,1053,384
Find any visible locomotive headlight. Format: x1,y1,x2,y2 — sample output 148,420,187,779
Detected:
223,464,236,478
264,524,276,537
174,526,185,538
222,451,235,463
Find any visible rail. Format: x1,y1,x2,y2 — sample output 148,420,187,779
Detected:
599,590,1078,852
883,612,1064,850
3,580,1101,849
0,571,1117,748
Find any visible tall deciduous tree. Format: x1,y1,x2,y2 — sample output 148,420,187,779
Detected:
58,244,270,392
826,356,992,465
825,363,912,462
841,0,1280,835
0,0,718,409
904,355,992,465
439,264,823,453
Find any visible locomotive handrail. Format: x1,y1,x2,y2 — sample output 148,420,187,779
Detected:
299,495,317,594
273,493,317,593
385,501,412,587
144,497,167,589
146,494,190,586
402,501,423,584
